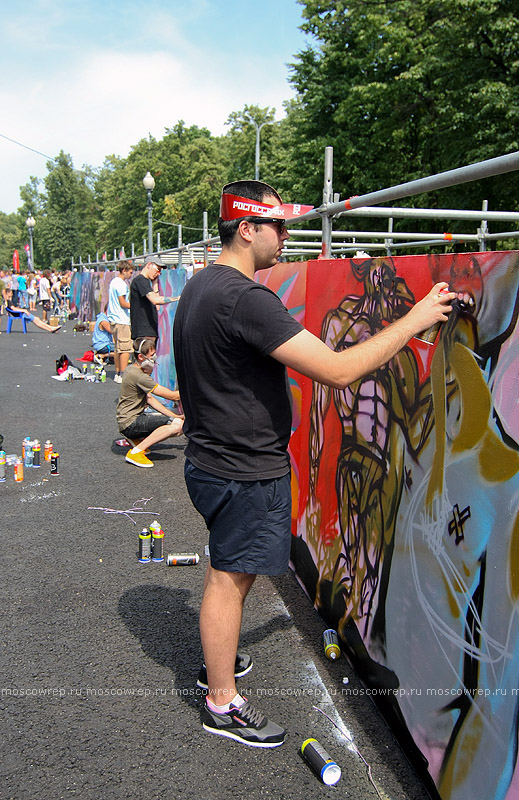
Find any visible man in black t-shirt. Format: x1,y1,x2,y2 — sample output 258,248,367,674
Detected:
173,179,454,748
129,254,180,341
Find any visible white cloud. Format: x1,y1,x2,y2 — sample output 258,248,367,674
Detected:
0,0,310,214
0,44,295,213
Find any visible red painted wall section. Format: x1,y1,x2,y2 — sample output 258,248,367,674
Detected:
259,252,519,800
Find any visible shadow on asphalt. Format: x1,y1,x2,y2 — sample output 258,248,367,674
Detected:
118,584,295,710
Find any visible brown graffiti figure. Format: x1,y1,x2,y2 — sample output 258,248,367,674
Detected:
306,257,431,653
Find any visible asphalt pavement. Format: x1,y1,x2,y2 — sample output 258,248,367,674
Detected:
0,317,433,800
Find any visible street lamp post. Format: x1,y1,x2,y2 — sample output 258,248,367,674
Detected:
26,214,35,269
245,116,277,180
142,171,155,254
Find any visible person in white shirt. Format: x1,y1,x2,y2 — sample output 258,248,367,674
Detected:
107,260,133,383
38,270,51,321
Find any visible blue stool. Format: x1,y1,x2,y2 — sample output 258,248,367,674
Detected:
6,307,28,333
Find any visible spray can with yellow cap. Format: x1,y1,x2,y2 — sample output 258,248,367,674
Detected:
323,629,341,660
150,521,164,562
301,738,341,785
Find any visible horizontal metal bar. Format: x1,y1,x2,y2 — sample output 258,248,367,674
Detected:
484,230,519,240
288,230,478,242
337,206,519,222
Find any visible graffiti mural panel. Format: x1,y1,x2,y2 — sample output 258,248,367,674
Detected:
260,252,519,800
155,268,187,393
257,261,309,533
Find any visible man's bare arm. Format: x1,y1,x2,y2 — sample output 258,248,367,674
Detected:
149,385,181,403
145,291,180,306
270,283,455,390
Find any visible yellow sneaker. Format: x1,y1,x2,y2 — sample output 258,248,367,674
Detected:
126,437,150,454
125,449,154,468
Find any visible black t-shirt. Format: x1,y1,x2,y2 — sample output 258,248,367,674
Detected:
173,264,304,480
130,273,158,339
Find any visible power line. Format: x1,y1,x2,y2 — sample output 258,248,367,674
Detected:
0,131,56,162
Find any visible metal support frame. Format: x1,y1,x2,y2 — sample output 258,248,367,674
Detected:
70,149,519,269
320,147,334,258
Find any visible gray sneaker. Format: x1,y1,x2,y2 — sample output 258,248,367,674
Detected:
197,653,253,689
201,698,286,748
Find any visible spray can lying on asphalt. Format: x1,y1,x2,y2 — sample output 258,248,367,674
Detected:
166,553,200,566
138,528,152,563
323,629,341,660
301,738,341,786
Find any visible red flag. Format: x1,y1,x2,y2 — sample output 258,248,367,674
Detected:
13,250,20,273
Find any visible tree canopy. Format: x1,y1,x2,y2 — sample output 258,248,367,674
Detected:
288,0,519,217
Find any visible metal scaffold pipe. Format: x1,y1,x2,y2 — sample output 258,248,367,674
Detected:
338,206,519,223
291,151,519,223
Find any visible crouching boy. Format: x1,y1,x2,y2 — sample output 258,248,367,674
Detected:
116,337,183,467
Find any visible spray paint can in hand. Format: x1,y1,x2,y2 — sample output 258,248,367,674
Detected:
138,528,152,563
414,286,451,344
166,553,200,566
32,440,41,468
0,451,6,482
150,521,164,562
301,738,342,786
323,629,341,660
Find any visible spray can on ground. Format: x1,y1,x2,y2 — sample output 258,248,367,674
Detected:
22,437,31,460
0,451,6,482
44,440,53,461
14,458,24,482
50,452,60,475
166,553,200,566
138,528,152,563
32,440,41,468
24,442,34,468
150,521,164,562
323,629,341,661
301,739,341,786
414,286,451,344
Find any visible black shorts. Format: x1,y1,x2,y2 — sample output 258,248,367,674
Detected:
122,413,172,439
184,459,292,575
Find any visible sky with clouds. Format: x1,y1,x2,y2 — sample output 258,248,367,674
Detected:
0,0,313,214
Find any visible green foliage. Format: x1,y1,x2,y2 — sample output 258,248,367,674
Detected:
289,0,519,231
0,212,23,269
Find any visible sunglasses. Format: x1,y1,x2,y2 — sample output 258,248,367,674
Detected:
250,218,287,234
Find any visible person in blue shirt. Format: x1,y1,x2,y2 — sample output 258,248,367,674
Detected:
92,312,114,365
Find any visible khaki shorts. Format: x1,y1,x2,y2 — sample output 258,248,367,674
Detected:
111,323,132,353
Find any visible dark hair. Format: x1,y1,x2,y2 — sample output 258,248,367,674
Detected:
133,337,156,357
118,260,133,273
218,180,282,246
